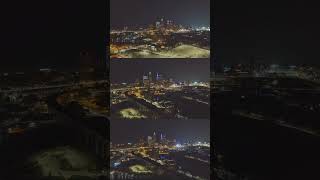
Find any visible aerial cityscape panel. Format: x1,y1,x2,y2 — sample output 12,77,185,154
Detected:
110,0,210,58
110,59,210,120
213,1,320,179
0,2,110,178
0,61,110,179
109,57,211,179
110,119,210,180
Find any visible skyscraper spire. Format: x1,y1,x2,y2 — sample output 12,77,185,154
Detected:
153,131,157,143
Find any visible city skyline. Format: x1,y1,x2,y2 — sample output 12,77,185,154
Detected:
110,0,210,58
111,16,210,31
111,0,210,28
110,119,210,180
111,59,210,83
110,119,210,144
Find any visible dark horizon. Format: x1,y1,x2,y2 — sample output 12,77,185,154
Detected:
1,1,106,72
110,0,210,28
214,1,320,65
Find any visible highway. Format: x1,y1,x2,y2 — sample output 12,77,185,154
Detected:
0,80,108,93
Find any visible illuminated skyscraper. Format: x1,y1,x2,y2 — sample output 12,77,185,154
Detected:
142,75,149,85
155,21,161,28
160,17,165,26
155,17,166,28
148,72,152,83
156,72,163,81
147,136,153,145
153,131,157,143
162,134,167,144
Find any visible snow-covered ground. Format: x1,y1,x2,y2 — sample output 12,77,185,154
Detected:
120,45,210,58
29,146,100,179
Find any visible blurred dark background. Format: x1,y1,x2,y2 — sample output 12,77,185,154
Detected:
0,1,108,72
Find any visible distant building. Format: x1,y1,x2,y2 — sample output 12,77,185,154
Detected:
156,73,163,81
156,21,161,28
142,75,149,86
148,72,153,83
160,133,167,144
147,136,153,145
167,20,173,26
153,131,157,143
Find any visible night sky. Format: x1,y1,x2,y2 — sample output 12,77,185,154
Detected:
111,0,210,28
214,1,320,66
1,1,106,72
110,119,210,144
111,59,210,83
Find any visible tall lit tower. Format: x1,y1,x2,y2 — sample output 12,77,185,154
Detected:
148,72,152,83
153,131,157,143
156,21,161,28
142,74,149,85
160,17,165,25
147,136,153,145
146,72,152,91
162,134,166,144
156,72,163,81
